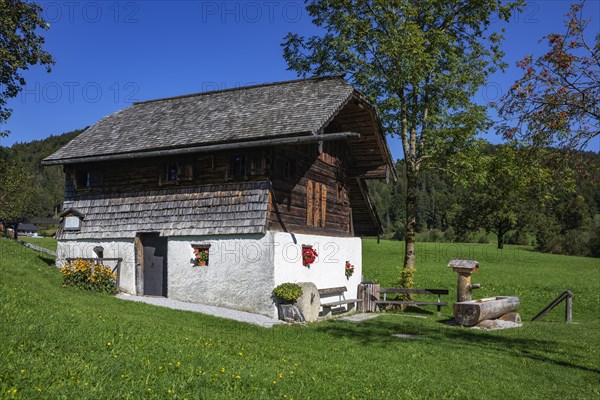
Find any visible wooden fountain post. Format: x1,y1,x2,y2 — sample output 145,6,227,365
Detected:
448,259,481,302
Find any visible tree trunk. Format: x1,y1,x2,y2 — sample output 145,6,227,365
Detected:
497,230,506,249
401,163,418,297
404,169,417,272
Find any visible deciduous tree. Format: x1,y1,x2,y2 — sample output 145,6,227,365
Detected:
454,143,561,249
282,0,522,288
0,0,54,137
497,1,599,150
0,158,34,239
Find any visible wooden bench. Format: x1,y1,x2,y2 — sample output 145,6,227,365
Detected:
375,288,449,314
319,286,362,316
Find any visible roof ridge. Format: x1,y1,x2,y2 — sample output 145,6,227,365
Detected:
133,74,347,105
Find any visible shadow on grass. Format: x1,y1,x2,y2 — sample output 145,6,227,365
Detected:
37,255,56,266
315,315,600,375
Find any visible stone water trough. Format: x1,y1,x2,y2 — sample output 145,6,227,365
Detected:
454,296,520,327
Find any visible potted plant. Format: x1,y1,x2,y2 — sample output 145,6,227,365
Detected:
345,261,355,279
193,247,209,266
272,283,305,322
302,245,318,267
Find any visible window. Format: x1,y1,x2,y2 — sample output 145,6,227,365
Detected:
61,209,84,231
191,244,211,266
228,155,247,179
166,163,178,182
248,154,267,176
64,216,82,231
306,180,327,227
160,160,193,185
76,169,103,189
93,246,104,258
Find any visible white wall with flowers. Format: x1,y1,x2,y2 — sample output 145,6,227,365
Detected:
57,231,362,319
272,232,362,301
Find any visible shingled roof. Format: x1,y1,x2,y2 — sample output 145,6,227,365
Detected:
43,76,356,165
58,181,270,240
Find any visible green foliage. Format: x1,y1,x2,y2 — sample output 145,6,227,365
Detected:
451,143,563,249
368,144,600,257
0,0,54,136
397,264,415,301
538,214,600,257
368,160,461,238
272,283,303,303
1,238,599,399
0,128,83,219
0,157,35,231
60,258,117,295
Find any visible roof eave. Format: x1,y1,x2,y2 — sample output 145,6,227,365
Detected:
41,131,362,166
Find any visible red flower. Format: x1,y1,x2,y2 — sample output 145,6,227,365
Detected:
345,261,355,278
302,246,318,266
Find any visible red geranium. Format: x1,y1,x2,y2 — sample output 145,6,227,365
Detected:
302,246,318,266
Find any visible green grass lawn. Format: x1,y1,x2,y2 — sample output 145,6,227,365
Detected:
1,238,598,399
18,237,58,252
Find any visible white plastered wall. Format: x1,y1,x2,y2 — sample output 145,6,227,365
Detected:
167,234,276,317
168,232,362,318
272,232,363,302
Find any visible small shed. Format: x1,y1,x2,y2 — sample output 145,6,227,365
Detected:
17,223,39,237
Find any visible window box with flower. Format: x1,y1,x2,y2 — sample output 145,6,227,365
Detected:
191,244,210,267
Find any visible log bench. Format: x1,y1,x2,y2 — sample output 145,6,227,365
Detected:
319,286,362,316
375,288,449,314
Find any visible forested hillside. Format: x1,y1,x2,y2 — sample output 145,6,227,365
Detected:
369,149,600,257
0,129,83,219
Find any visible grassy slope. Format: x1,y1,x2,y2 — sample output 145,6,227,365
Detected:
18,237,58,252
0,238,598,399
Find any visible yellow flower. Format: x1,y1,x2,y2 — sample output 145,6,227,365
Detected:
234,375,241,379
220,367,225,373
175,361,181,367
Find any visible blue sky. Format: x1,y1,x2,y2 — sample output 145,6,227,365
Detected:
2,0,599,160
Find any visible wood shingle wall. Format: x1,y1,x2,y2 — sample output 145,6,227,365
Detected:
59,181,270,240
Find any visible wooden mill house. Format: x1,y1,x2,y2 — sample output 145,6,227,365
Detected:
43,76,395,318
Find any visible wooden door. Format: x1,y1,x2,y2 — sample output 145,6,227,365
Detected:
139,233,168,297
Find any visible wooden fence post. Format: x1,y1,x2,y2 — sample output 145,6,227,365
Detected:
360,283,380,312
